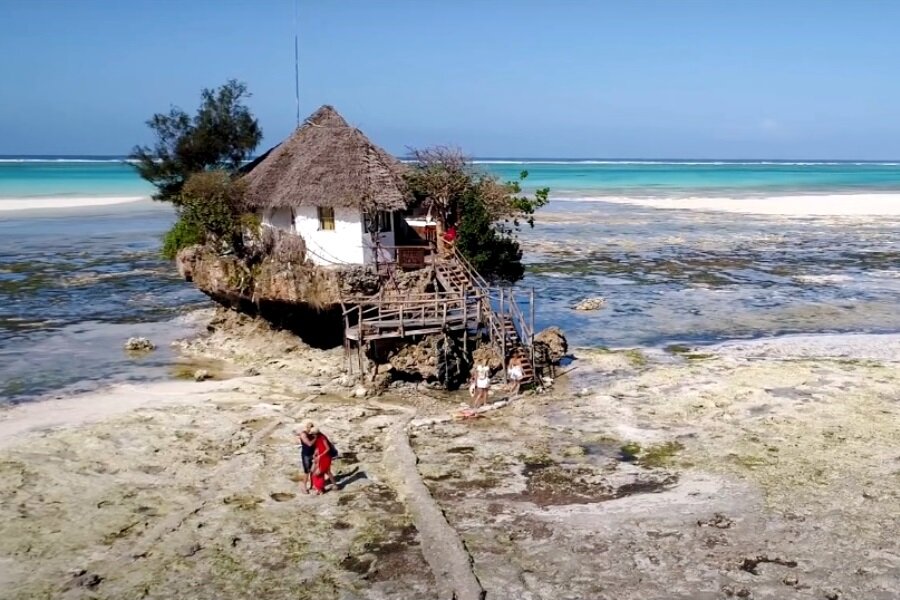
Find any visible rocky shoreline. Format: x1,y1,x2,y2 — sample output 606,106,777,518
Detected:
1,311,898,599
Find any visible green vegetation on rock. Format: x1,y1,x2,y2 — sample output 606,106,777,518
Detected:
640,441,685,468
162,171,249,259
623,349,648,366
665,344,692,355
620,442,642,461
619,441,684,467
161,217,203,260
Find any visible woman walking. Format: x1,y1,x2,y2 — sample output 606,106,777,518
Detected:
309,425,338,494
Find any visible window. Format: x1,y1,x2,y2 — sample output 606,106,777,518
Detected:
364,211,392,233
317,206,335,231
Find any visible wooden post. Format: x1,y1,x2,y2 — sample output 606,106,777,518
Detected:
483,294,491,346
399,303,405,337
462,289,468,354
357,305,364,378
343,311,350,374
501,319,507,385
498,288,506,382
530,286,537,380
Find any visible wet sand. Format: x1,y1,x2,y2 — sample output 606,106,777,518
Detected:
1,312,897,599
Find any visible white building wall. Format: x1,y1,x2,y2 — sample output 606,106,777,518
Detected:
294,205,365,266
260,207,294,231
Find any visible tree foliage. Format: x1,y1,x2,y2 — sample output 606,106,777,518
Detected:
181,171,246,240
456,188,526,282
405,147,471,225
406,147,549,283
130,80,262,204
161,171,246,259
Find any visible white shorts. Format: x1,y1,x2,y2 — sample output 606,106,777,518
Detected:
476,377,490,389
509,367,523,381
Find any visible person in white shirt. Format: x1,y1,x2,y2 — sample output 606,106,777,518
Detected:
472,362,491,408
507,355,524,397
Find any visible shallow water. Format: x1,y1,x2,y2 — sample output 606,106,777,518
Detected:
518,201,900,348
2,160,899,402
0,202,209,402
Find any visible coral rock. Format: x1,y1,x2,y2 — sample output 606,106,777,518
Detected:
124,337,155,352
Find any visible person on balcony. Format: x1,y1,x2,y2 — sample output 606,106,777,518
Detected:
441,224,457,254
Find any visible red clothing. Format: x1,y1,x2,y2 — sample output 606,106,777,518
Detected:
443,226,457,243
310,434,333,493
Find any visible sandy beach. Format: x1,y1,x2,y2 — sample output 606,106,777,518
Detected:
580,193,900,215
0,196,148,212
1,310,898,599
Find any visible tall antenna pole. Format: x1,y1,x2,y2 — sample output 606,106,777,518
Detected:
293,0,300,127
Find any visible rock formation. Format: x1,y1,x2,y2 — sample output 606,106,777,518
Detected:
124,337,155,352
535,326,569,364
573,297,606,311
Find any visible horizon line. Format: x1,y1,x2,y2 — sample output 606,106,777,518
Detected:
4,154,900,163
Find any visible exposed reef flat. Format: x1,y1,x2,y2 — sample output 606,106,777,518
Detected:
0,315,897,599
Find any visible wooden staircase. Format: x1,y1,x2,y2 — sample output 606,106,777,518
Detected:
435,252,538,388
341,248,539,389
434,260,473,295
495,315,535,386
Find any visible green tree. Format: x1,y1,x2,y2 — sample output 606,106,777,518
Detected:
131,80,262,204
406,148,549,283
161,171,246,259
456,187,526,282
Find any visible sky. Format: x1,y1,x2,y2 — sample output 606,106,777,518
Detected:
2,0,900,159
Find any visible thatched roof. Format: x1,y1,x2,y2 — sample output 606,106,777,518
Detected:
242,105,410,211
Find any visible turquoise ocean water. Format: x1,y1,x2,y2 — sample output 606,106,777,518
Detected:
0,156,153,199
1,157,900,402
4,156,900,202
479,159,900,198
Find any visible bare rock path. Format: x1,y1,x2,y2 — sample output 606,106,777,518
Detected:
377,402,486,600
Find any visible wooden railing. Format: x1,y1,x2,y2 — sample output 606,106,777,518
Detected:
451,246,491,292
501,287,534,348
341,244,538,381
369,243,436,271
450,246,536,375
342,291,480,340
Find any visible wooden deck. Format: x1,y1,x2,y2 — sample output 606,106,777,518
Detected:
344,295,480,341
342,247,542,387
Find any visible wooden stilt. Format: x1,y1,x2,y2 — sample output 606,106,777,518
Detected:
462,288,468,354
530,286,536,379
